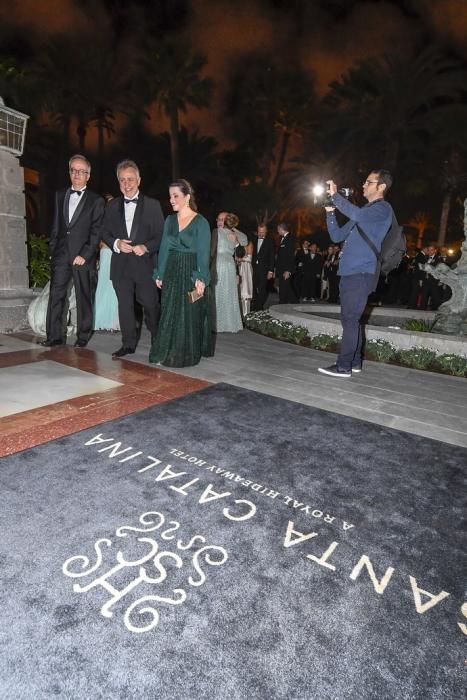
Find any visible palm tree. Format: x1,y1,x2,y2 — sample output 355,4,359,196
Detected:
226,56,316,188
425,106,467,247
29,38,86,167
271,72,316,190
30,37,133,190
321,46,467,177
405,212,433,249
141,39,213,179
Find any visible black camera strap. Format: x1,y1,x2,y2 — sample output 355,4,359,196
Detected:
355,223,383,291
355,223,381,262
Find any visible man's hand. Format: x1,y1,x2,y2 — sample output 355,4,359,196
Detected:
283,271,291,280
267,271,274,280
325,180,337,212
326,180,337,195
132,244,148,257
72,255,86,266
155,279,163,289
118,240,134,254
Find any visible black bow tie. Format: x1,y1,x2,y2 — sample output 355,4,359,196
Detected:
71,189,83,196
124,198,138,204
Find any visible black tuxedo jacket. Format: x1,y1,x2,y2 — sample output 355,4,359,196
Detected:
252,235,275,276
101,194,164,282
275,234,296,276
49,188,104,263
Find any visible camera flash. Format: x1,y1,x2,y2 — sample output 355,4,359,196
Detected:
312,184,325,197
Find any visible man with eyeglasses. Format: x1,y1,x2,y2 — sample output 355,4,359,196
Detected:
318,169,394,378
41,154,104,347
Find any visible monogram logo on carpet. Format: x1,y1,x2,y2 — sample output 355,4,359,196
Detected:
62,511,228,634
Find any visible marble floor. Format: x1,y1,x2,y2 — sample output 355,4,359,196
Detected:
1,326,467,457
0,334,208,456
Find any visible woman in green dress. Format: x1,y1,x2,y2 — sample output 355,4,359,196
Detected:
149,179,214,367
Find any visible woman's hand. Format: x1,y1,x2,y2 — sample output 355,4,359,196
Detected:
155,279,163,289
195,279,205,296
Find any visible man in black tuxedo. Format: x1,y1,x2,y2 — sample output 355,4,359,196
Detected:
41,154,104,347
101,159,164,357
275,221,298,303
251,223,275,311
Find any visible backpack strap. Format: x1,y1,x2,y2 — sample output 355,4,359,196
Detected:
355,223,382,262
355,221,387,291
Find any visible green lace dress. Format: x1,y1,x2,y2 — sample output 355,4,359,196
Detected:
149,213,215,367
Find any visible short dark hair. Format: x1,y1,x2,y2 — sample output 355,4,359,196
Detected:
371,169,393,193
278,221,290,233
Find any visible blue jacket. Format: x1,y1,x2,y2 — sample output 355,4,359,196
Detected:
326,193,393,276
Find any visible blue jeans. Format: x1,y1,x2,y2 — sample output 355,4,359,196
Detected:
337,273,374,371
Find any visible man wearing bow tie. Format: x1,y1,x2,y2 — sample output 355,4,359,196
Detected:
101,159,164,358
41,154,104,347
275,221,298,303
251,223,275,311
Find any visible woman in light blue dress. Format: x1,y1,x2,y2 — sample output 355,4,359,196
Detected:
214,213,247,333
94,244,120,331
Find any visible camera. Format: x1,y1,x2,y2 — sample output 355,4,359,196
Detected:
312,183,354,206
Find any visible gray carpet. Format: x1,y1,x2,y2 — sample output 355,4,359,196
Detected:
0,383,465,700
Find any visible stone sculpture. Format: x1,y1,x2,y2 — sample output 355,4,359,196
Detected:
423,198,467,334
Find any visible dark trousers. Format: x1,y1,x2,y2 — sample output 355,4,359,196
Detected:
422,278,441,310
46,250,95,342
252,273,269,311
328,273,340,303
278,275,298,304
337,273,374,371
113,275,159,349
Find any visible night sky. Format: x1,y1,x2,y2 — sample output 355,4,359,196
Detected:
3,0,466,144
2,0,467,241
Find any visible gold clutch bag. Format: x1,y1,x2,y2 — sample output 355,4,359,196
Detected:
187,288,203,304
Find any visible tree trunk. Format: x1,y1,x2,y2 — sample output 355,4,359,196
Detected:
416,228,425,249
168,103,180,180
61,117,71,166
97,121,105,193
272,130,290,191
438,191,451,248
77,120,87,152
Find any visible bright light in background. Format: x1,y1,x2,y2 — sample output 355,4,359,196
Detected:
312,184,325,197
448,249,454,255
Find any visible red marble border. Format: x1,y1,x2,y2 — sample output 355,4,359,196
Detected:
0,343,210,457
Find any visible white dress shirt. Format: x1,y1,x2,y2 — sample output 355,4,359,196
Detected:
68,187,86,221
114,191,140,253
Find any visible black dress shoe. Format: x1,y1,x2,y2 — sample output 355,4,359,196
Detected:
112,346,135,358
40,339,64,347
74,339,88,348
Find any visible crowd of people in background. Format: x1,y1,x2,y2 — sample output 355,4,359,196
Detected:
37,154,456,372
214,222,453,315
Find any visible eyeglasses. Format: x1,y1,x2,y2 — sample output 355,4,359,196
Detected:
70,168,89,176
363,180,379,186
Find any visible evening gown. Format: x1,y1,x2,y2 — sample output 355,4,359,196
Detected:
214,227,248,332
238,253,253,316
149,213,214,367
94,246,119,331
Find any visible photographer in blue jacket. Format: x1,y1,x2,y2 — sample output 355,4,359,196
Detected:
318,169,394,378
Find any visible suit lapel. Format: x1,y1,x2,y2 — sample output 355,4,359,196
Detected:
69,190,88,227
63,190,71,227
118,197,127,239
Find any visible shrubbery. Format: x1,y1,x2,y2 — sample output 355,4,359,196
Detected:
244,312,467,378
